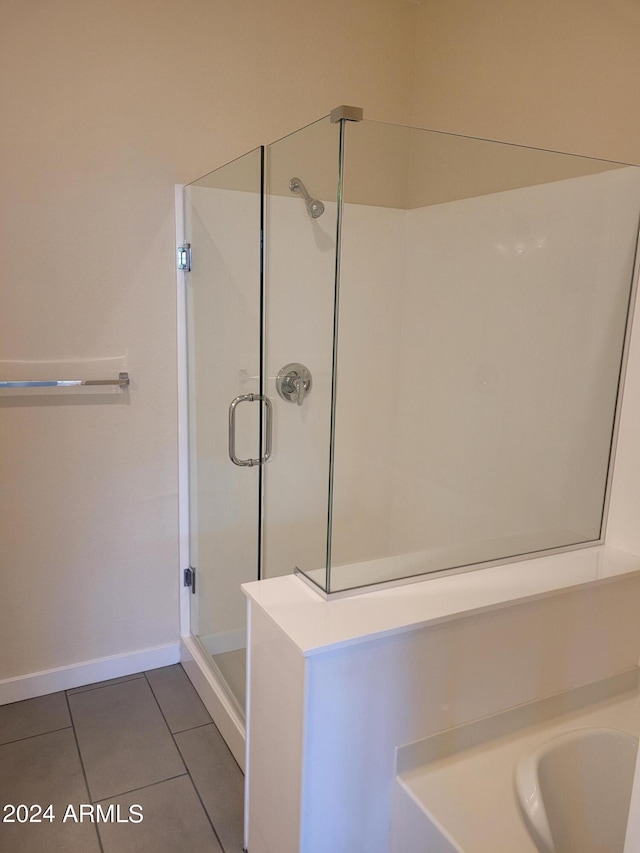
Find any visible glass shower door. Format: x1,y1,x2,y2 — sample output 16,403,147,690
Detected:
184,147,264,715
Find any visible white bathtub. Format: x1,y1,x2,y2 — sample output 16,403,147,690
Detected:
515,727,638,853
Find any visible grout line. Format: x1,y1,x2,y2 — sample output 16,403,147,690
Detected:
144,672,228,852
66,674,145,697
0,693,68,708
178,662,245,776
172,721,214,735
147,663,214,726
64,692,105,853
183,772,229,853
0,724,73,748
142,672,193,779
178,658,245,775
142,672,187,769
91,772,190,804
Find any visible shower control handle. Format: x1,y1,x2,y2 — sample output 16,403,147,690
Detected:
276,363,312,406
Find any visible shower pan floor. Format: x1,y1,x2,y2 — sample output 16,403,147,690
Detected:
211,649,247,712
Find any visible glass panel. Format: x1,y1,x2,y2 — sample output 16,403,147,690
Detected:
184,147,263,713
328,119,640,593
262,117,341,592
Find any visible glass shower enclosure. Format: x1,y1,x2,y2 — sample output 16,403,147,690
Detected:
182,109,640,720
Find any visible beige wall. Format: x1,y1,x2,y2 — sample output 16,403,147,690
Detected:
3,0,640,684
0,0,417,681
411,0,640,164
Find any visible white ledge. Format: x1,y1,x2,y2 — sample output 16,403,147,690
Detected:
242,545,640,656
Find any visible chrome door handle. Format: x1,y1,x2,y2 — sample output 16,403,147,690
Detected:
228,394,273,467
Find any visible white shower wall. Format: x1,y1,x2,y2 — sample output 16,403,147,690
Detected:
329,166,640,587
391,168,640,548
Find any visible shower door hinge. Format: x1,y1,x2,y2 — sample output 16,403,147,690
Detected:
177,243,191,272
183,567,196,594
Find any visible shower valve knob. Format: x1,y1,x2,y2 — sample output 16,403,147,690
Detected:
276,363,312,406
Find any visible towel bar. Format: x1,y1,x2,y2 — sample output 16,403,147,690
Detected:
0,372,130,389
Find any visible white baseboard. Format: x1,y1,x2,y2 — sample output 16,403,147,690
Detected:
0,642,181,706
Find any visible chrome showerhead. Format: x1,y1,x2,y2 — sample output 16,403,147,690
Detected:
305,197,325,218
289,177,325,219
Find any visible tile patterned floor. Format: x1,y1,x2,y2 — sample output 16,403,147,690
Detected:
0,665,244,852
